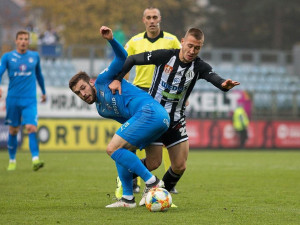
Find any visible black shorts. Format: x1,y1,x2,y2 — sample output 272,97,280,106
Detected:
153,116,189,148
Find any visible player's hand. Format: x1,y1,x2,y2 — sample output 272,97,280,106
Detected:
100,26,113,40
0,88,2,99
221,79,240,90
41,94,47,103
109,80,122,95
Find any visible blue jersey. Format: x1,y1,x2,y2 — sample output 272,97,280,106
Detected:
94,39,158,124
0,50,46,98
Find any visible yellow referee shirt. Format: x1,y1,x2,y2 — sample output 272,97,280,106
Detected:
124,31,181,89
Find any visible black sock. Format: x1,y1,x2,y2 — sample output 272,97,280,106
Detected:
162,167,182,192
132,158,147,180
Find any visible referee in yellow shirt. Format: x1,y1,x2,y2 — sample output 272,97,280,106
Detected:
115,7,181,198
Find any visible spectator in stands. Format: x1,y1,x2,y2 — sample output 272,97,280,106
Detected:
39,24,59,45
25,23,39,51
232,104,249,148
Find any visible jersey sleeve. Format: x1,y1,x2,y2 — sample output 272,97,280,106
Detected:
96,38,128,83
115,49,172,81
35,53,46,94
0,53,8,84
197,60,228,92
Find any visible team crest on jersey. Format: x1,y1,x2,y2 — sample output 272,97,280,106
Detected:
28,57,34,63
164,65,173,74
19,64,27,71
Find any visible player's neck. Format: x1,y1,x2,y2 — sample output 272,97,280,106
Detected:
146,30,160,39
16,49,27,54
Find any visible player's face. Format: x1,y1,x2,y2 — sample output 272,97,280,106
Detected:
180,34,204,63
15,34,29,53
143,9,161,35
72,79,97,105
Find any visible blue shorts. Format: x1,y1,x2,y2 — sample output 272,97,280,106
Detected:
5,97,38,127
116,101,170,150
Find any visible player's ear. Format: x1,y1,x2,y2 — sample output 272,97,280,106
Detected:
89,80,95,87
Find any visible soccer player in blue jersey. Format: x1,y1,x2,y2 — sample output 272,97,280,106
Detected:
69,26,169,208
0,30,46,171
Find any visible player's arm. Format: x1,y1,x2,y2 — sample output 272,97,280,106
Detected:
35,54,46,102
199,61,239,91
97,26,127,82
0,54,8,99
109,50,170,94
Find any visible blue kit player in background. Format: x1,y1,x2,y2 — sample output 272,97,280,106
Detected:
69,26,169,208
0,30,46,171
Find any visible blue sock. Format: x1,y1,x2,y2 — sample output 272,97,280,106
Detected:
111,148,152,182
29,133,39,158
116,162,133,196
8,134,18,160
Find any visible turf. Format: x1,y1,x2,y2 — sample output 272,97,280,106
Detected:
0,150,299,225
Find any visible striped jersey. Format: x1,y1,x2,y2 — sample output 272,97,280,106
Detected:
118,49,229,123
124,31,180,88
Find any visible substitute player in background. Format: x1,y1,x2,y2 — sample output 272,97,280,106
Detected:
0,30,46,171
69,26,168,208
115,7,181,197
110,27,240,206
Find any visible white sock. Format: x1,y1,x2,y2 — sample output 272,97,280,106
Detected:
32,156,39,162
122,195,134,200
145,175,156,185
9,159,16,163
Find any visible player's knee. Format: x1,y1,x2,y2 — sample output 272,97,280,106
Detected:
146,158,162,171
172,162,186,174
106,144,117,156
9,127,19,135
25,125,37,134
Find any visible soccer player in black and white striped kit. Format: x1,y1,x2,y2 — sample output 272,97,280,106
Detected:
109,27,240,206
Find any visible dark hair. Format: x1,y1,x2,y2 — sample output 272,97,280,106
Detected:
16,30,29,40
185,28,204,40
69,71,90,90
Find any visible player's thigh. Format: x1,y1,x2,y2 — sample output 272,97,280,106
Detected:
22,99,38,126
5,97,22,127
116,103,169,150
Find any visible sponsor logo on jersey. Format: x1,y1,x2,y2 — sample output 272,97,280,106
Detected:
14,64,31,76
162,91,183,101
111,97,119,115
161,80,184,92
164,65,173,74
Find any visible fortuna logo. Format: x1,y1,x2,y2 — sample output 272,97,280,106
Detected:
164,65,173,74
111,97,119,115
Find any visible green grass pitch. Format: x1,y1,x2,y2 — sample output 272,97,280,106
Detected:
0,150,299,225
